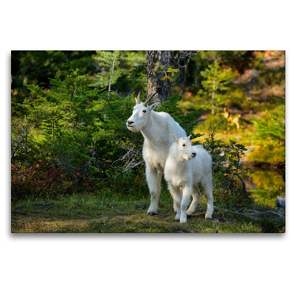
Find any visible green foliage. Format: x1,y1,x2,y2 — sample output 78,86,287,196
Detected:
186,51,285,119
253,105,285,143
11,51,97,103
156,94,204,142
11,51,147,104
11,90,49,162
202,121,254,207
199,60,237,114
92,50,146,93
91,51,121,88
246,170,285,207
11,56,147,199
249,104,285,165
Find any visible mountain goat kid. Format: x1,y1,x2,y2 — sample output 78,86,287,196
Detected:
164,135,214,223
126,91,187,216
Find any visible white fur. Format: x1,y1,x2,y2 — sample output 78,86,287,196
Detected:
164,135,214,223
126,97,186,215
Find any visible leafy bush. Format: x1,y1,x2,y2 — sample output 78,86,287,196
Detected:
202,121,254,207
11,161,90,201
248,104,285,165
246,170,285,207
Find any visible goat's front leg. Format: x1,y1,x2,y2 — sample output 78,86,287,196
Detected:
167,184,182,221
186,185,201,216
146,165,162,215
180,186,192,223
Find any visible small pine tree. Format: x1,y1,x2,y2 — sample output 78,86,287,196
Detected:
200,60,236,114
91,51,146,96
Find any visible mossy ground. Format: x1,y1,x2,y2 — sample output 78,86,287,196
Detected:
11,189,285,233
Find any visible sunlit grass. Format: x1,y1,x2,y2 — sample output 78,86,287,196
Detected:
11,190,285,233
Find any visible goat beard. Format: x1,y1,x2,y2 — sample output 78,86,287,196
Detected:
127,125,140,132
183,155,194,161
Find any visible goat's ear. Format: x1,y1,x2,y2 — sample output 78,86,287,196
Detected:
187,134,192,140
171,134,179,144
148,102,159,111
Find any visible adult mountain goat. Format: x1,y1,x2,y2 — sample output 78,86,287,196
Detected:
126,91,186,215
164,135,214,223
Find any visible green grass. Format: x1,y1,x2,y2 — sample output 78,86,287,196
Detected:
11,188,285,233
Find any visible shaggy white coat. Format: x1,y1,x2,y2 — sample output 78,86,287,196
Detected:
126,96,186,215
164,135,214,223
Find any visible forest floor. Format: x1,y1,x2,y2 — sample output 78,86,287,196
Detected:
11,191,285,233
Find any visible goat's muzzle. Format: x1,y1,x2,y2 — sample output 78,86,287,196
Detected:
127,120,134,127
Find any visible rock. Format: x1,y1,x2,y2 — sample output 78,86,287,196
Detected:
234,69,258,84
242,208,284,220
219,217,231,222
31,202,53,208
213,217,231,223
245,214,261,220
14,206,26,210
243,209,262,220
244,209,261,214
276,196,285,209
265,210,284,219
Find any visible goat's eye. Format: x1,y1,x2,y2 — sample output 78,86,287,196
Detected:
143,110,147,113
182,144,186,147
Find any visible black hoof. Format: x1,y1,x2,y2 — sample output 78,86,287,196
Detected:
148,212,156,216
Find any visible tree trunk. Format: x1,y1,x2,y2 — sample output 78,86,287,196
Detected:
146,51,171,104
212,80,216,115
146,51,199,105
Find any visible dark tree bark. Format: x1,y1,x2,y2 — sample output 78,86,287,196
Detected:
145,50,199,104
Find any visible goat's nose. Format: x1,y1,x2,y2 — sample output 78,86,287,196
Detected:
192,153,196,157
127,120,134,125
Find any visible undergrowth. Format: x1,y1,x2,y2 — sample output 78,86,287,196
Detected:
11,191,285,233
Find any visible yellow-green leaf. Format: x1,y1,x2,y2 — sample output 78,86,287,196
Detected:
167,66,180,73
161,76,173,82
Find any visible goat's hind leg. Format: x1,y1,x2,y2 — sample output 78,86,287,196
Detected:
186,185,200,216
146,166,162,215
201,176,214,219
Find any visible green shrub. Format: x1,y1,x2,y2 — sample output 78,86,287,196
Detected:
203,121,254,207
249,104,285,165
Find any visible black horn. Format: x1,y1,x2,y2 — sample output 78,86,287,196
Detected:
143,92,157,106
